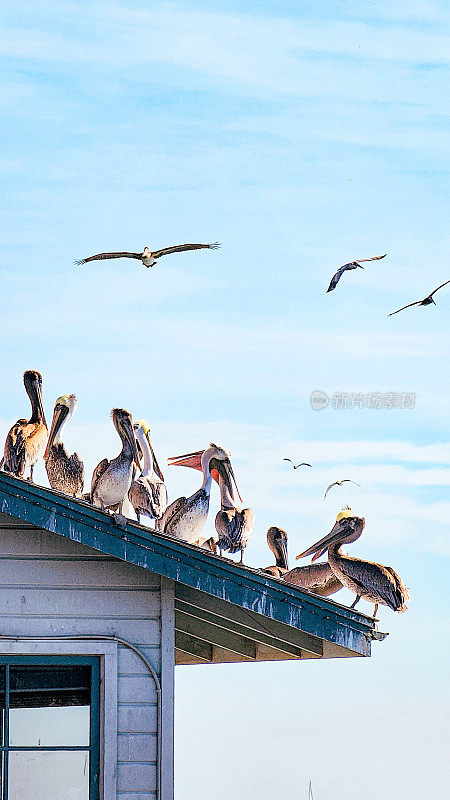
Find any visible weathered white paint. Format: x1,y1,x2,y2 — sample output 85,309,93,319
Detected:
0,513,175,800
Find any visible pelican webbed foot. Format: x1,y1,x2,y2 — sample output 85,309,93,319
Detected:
113,513,128,529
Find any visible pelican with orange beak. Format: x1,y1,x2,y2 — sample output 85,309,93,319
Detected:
44,394,84,497
128,420,168,524
159,443,239,546
296,507,409,617
90,408,141,515
2,370,48,481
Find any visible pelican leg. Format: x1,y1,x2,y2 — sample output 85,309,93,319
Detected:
350,595,361,609
240,549,244,564
373,603,378,619
113,501,128,529
28,465,34,482
136,512,141,524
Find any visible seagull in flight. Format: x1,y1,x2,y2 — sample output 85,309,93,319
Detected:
326,253,387,292
283,458,312,469
324,479,361,499
75,242,220,268
389,279,450,316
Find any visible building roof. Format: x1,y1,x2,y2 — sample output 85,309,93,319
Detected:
0,472,384,664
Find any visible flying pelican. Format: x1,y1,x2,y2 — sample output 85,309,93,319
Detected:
159,443,239,546
326,253,386,292
389,279,450,316
75,242,220,269
214,471,254,563
44,394,84,497
259,527,289,577
297,507,409,617
128,420,167,524
283,458,311,469
2,370,47,481
90,408,141,517
324,479,360,499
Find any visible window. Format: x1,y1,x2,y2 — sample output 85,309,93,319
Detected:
0,656,100,800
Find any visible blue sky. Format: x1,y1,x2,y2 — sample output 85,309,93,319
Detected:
1,1,449,797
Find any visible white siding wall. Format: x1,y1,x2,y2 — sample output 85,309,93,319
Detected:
0,514,174,800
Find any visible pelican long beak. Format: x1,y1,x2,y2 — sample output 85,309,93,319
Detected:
277,537,289,570
168,450,203,471
146,430,165,482
123,417,141,471
33,379,47,428
209,457,243,503
296,519,346,562
44,403,69,460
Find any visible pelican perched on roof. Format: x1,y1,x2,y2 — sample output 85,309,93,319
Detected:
90,408,141,517
259,527,289,577
128,420,167,524
297,507,409,617
2,370,47,481
284,561,343,597
159,443,237,546
214,471,254,563
259,527,343,595
44,394,84,498
76,242,220,269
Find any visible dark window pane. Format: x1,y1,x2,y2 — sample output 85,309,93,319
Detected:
10,666,91,708
9,705,90,747
9,750,89,799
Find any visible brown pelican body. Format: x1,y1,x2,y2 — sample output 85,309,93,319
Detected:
283,562,343,597
297,507,409,616
90,409,141,514
260,527,343,595
259,527,289,577
2,370,47,481
159,444,239,546
215,473,254,563
76,242,220,269
128,421,167,524
44,394,84,497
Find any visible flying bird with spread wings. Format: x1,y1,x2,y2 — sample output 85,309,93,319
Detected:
75,242,220,268
389,279,450,316
326,253,387,292
324,479,361,499
283,458,311,469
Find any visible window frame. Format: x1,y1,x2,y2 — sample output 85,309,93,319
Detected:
0,655,100,800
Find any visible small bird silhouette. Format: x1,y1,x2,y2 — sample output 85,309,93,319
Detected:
389,279,450,316
326,253,387,292
324,479,361,499
75,242,220,268
283,458,312,469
